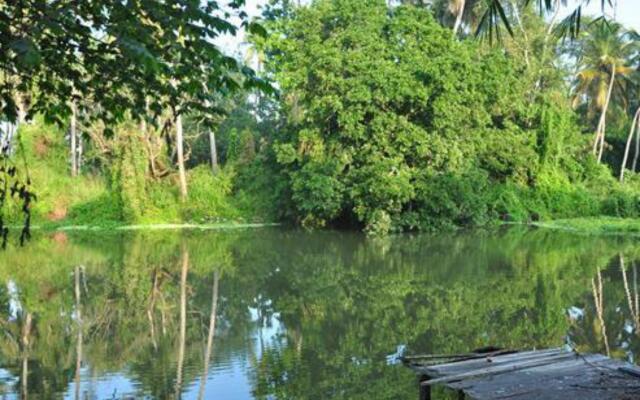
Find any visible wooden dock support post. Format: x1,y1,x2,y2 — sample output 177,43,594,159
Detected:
419,375,430,400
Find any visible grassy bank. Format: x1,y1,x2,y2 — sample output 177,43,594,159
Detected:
8,119,640,235
27,222,281,232
4,119,278,229
533,217,640,236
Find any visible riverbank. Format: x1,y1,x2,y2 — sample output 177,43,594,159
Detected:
18,221,281,232
533,217,640,236
19,217,640,237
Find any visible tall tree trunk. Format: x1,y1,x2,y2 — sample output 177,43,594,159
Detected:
174,246,189,399
634,121,640,172
197,270,219,400
175,114,188,199
452,0,466,36
1,96,25,156
209,130,218,174
77,131,83,174
21,352,28,400
620,107,640,182
510,0,530,67
593,64,616,162
70,103,78,177
20,312,32,400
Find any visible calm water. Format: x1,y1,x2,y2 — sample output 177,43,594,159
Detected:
0,227,639,399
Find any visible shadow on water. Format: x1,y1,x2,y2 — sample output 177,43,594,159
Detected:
0,227,638,398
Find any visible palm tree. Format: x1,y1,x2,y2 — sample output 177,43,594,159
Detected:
572,21,634,162
476,0,618,39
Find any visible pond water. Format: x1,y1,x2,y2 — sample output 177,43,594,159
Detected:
0,227,638,399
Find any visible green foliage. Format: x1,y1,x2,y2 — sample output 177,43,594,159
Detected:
110,127,148,223
180,165,238,223
233,155,289,223
0,0,265,127
7,121,275,228
256,1,640,233
266,0,589,233
4,119,109,226
4,0,640,235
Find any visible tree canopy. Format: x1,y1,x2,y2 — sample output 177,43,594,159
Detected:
0,0,267,126
265,0,587,232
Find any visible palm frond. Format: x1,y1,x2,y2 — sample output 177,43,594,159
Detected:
475,0,514,43
553,5,582,40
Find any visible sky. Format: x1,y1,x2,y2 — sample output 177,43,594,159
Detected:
215,0,265,58
560,0,640,31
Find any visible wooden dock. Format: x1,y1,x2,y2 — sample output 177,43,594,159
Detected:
403,347,640,399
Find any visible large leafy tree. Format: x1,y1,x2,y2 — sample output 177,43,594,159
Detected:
0,0,267,243
267,0,549,233
0,0,267,125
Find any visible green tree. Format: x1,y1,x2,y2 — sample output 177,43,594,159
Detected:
572,21,635,162
0,0,268,240
266,0,554,232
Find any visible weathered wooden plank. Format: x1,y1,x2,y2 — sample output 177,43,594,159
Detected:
450,354,613,396
408,348,640,400
619,365,640,378
404,349,515,363
418,349,568,380
480,386,640,400
466,374,640,400
415,348,564,377
421,352,579,386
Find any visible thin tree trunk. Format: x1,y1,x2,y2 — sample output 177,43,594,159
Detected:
20,312,32,400
197,270,219,400
597,119,606,162
175,246,189,399
634,262,639,329
510,0,530,67
532,0,560,92
21,353,28,400
70,103,78,177
209,131,218,174
452,0,466,36
175,114,188,199
1,95,26,157
77,131,83,174
620,108,640,182
593,64,616,162
634,121,640,172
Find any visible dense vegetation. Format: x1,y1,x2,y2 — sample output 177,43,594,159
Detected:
2,0,640,234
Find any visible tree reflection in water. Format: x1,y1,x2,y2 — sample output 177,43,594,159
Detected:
0,228,638,399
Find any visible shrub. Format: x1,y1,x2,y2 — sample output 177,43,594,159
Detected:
110,127,148,223
179,165,237,222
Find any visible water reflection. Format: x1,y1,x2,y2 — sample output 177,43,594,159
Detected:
0,228,639,398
